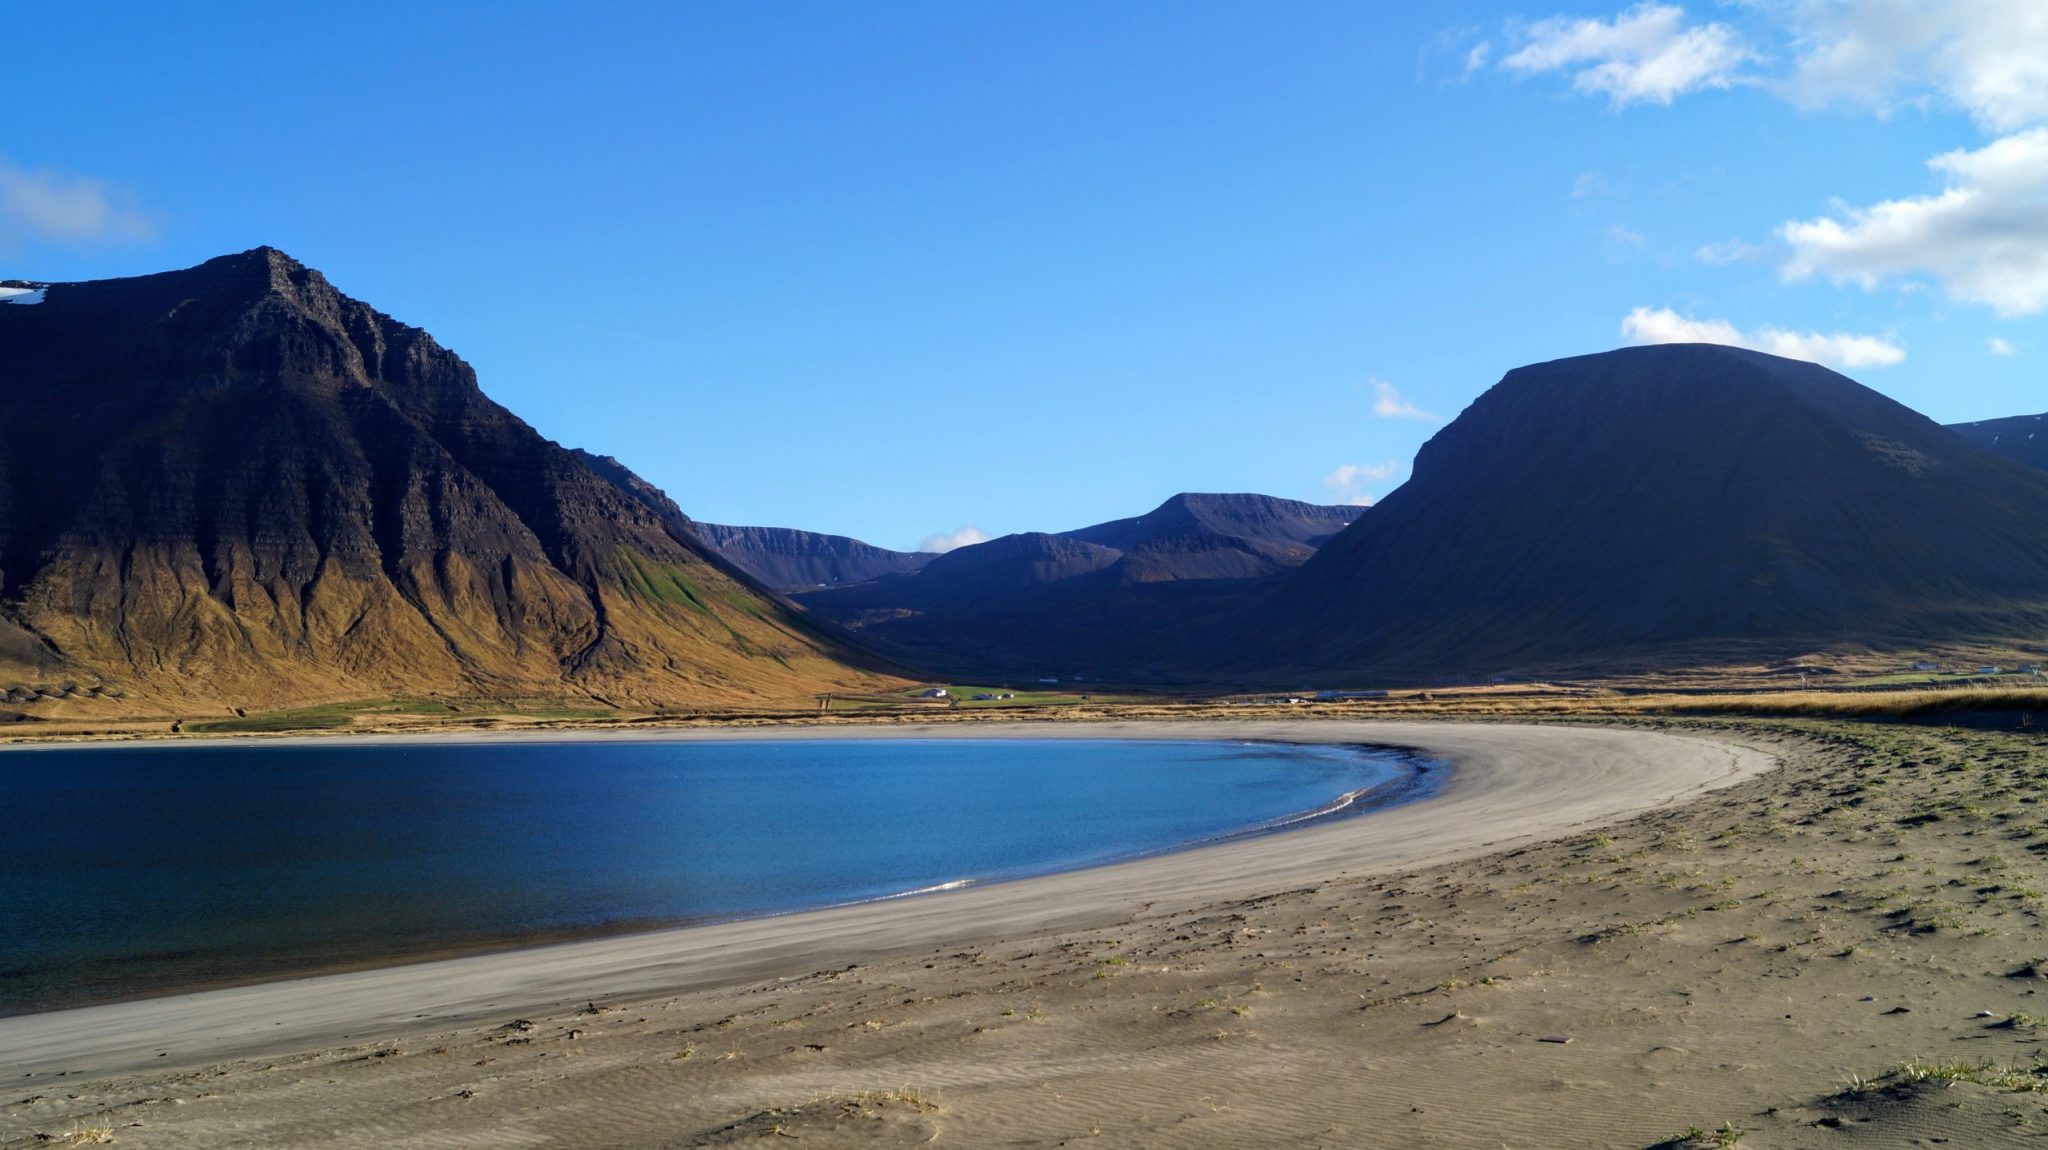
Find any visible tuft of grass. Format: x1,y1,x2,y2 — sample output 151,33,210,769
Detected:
59,1116,116,1145
845,1086,939,1113
1656,1122,1744,1148
1889,1057,2048,1092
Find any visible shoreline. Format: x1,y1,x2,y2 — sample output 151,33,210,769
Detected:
0,719,1773,1081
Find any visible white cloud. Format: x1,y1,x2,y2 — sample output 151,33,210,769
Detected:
1371,379,1437,420
1779,127,2048,316
0,158,152,248
1988,336,2018,355
1464,41,1494,77
1500,3,1753,108
1778,0,2048,133
1323,462,1399,507
1620,305,1906,368
917,526,986,554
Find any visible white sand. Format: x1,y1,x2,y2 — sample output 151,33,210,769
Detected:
0,720,1770,1079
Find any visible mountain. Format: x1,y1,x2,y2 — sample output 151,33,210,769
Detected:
1949,412,2048,472
794,493,1362,680
1064,492,1360,554
1259,343,2048,678
1060,493,1363,582
691,523,936,592
0,249,899,710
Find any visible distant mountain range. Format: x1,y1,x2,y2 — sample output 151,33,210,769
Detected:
690,492,1360,595
0,249,899,711
5,249,2045,710
787,494,1364,680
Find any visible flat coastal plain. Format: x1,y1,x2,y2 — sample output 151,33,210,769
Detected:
6,717,2048,1148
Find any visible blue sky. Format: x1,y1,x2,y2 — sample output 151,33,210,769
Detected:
4,2,2044,551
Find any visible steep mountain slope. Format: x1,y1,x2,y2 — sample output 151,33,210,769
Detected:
1950,412,2048,472
0,249,898,709
691,523,936,592
1264,344,2048,677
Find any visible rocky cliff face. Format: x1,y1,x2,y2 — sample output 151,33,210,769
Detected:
0,249,897,709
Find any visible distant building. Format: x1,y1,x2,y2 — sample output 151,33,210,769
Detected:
919,688,949,698
1314,690,1389,700
1911,661,1939,671
1975,666,2003,675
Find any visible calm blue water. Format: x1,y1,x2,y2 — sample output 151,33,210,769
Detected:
0,738,1425,1014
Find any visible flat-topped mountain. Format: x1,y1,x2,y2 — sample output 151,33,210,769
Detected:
1261,344,2048,677
691,523,937,592
0,248,898,709
1950,412,2048,472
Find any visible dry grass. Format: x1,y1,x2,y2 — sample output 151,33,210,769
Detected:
58,1116,115,1145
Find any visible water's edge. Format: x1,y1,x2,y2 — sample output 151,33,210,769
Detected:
832,741,1446,909
1,738,1444,1016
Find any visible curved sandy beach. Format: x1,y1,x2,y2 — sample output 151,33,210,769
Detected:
0,720,1770,1080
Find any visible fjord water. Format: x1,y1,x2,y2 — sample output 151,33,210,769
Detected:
0,738,1417,1014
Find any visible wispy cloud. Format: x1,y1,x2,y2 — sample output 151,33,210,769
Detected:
1605,222,1647,248
1371,379,1437,421
1570,169,1616,200
1694,237,1771,266
1501,2,2048,127
1502,4,2048,330
1463,41,1493,77
1620,306,1906,369
1323,461,1400,507
1500,3,1752,108
1775,0,2048,133
1989,336,2019,356
917,526,987,554
0,158,152,249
